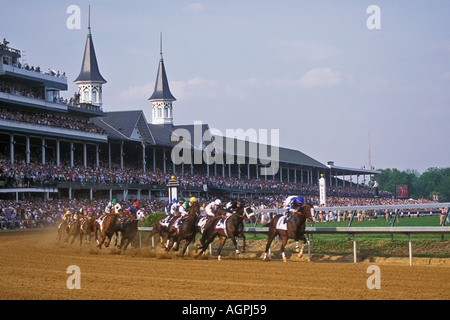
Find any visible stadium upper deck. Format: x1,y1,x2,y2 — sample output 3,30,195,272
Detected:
0,30,379,202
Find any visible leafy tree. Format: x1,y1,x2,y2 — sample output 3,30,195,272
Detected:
373,167,450,202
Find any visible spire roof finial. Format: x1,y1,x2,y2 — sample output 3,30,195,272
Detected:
88,5,91,36
160,32,163,61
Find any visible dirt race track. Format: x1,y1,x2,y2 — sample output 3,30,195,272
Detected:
0,228,449,301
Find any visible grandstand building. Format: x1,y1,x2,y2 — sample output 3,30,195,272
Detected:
0,25,379,201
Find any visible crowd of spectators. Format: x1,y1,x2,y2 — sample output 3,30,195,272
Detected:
1,152,388,200
0,198,166,230
0,108,106,134
0,194,439,231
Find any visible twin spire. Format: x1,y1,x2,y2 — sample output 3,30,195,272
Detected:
74,6,106,84
74,7,175,124
148,33,176,102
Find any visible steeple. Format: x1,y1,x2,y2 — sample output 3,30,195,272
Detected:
149,33,176,126
74,6,106,108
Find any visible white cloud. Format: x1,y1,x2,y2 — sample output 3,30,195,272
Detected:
184,3,205,13
299,68,341,88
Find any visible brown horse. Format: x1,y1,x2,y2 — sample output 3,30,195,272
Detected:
263,202,315,262
56,219,68,244
150,211,179,248
93,211,118,249
198,206,255,260
114,213,139,252
65,214,81,246
79,216,95,247
165,202,201,257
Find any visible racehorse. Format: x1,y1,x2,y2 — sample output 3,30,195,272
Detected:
56,219,68,244
79,215,95,247
165,201,201,257
65,213,81,246
93,209,119,249
114,213,139,252
263,202,315,262
150,214,174,248
197,206,255,260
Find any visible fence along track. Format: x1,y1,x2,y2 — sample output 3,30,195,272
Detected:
138,202,450,265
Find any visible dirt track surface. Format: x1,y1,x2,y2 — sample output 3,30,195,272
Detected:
0,228,449,300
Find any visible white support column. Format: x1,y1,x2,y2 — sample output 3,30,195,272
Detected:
120,141,124,170
70,141,74,167
142,142,146,173
42,138,46,164
96,144,99,167
56,140,60,167
83,143,87,167
10,134,14,164
26,136,30,164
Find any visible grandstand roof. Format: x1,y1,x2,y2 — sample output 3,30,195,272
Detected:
212,135,328,169
93,110,155,144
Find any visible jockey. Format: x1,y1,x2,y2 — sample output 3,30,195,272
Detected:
205,199,222,217
225,199,243,217
128,201,139,215
180,197,197,216
165,198,177,215
199,199,221,232
105,199,118,214
62,210,72,222
160,198,183,227
284,195,305,219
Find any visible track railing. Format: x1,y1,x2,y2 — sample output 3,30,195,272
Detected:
138,202,450,265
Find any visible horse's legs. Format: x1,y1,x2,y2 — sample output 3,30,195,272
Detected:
229,235,239,258
263,228,277,261
199,230,216,256
217,235,227,261
97,231,106,248
298,234,307,258
240,233,246,253
280,235,289,263
181,236,194,258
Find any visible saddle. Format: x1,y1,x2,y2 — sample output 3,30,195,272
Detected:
213,217,229,237
276,215,289,230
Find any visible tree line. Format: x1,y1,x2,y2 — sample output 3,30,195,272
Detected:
374,167,450,202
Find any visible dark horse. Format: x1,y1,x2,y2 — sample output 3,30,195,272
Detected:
263,202,315,262
150,211,178,249
79,215,95,247
93,211,118,249
165,202,201,257
114,213,139,252
198,206,255,260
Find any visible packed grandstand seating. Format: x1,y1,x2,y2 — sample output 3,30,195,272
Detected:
0,107,106,134
0,152,391,197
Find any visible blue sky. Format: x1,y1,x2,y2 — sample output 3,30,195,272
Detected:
2,1,450,173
